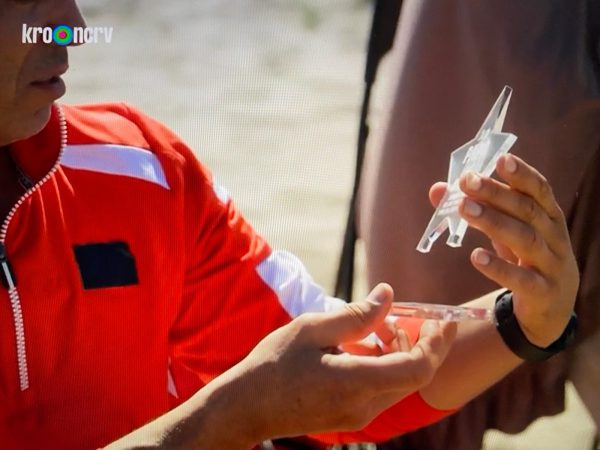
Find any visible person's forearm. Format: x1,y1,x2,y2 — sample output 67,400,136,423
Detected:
418,290,522,410
104,366,261,450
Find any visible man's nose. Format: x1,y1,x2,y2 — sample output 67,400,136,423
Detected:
49,0,87,46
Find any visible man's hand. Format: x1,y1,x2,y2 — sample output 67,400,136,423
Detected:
234,283,456,444
429,154,579,347
104,284,455,450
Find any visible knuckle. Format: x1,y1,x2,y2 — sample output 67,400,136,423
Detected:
294,313,313,328
481,208,502,231
551,203,567,224
344,303,370,328
294,313,319,337
296,313,313,325
525,227,544,253
521,196,539,224
537,175,553,199
553,231,571,257
483,178,499,198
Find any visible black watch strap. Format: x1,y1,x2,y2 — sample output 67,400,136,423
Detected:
494,290,577,362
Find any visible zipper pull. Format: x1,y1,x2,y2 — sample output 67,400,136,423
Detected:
0,243,17,289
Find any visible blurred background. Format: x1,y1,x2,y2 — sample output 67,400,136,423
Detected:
63,0,374,294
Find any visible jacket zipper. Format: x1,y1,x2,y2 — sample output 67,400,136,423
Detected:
0,104,67,391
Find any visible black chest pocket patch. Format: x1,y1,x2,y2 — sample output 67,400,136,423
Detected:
73,241,139,290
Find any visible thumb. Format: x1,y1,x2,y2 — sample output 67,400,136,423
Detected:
311,283,393,347
429,182,447,208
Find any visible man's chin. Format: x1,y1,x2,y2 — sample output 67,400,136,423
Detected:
32,103,53,125
6,105,54,144
12,79,66,142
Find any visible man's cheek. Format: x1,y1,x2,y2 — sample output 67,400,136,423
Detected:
0,66,16,90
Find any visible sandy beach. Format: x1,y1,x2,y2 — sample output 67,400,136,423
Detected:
62,1,596,448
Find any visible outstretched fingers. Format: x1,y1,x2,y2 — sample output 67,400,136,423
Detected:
458,158,569,260
459,196,554,270
495,154,565,222
305,283,394,348
457,155,572,276
451,154,579,346
329,321,456,393
470,247,549,297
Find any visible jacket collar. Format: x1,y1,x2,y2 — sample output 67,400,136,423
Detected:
10,103,63,184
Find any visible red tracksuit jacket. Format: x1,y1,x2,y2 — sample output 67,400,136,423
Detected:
0,103,450,449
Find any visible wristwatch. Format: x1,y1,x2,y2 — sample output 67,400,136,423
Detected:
494,290,577,362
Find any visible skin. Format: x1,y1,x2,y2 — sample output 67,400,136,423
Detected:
0,1,579,448
0,0,85,146
105,287,456,450
419,153,579,409
0,0,84,219
106,154,578,448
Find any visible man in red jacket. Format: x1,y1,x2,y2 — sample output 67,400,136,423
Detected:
0,1,580,449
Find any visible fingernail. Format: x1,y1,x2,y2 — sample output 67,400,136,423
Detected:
473,250,491,266
463,199,482,217
466,172,482,191
369,285,386,305
505,155,517,173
